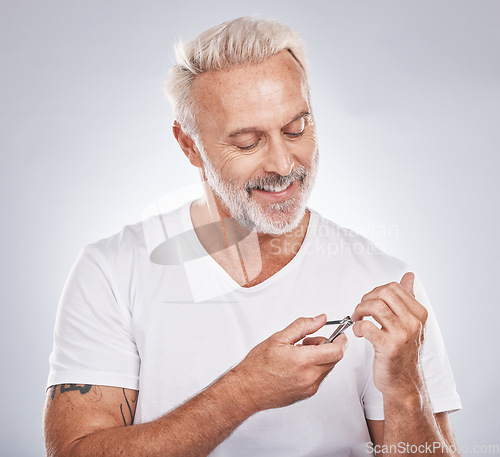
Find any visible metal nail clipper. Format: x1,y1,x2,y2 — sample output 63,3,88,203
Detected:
324,316,354,343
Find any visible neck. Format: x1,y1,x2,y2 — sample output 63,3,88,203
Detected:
190,188,311,287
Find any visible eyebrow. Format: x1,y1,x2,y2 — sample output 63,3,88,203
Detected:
228,127,258,138
227,111,310,138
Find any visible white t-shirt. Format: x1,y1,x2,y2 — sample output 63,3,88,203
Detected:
47,203,461,456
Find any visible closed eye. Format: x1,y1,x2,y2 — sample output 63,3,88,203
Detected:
282,115,307,138
237,139,260,151
285,131,304,138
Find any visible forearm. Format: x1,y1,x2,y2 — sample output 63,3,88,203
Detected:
64,371,255,457
47,316,345,457
381,388,459,457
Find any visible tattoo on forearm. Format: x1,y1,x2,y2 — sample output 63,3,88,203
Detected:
50,384,93,400
119,389,138,426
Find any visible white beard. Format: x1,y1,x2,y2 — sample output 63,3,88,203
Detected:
198,145,318,235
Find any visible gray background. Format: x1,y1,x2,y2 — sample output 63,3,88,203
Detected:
1,0,499,455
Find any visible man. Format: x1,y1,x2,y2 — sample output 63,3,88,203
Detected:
44,16,461,456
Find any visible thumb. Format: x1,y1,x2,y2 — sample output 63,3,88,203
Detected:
400,272,415,297
276,314,327,345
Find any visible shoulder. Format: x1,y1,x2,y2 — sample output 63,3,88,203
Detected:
306,209,410,282
91,219,145,253
83,203,188,266
76,220,147,277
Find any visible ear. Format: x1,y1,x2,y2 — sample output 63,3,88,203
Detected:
172,121,203,168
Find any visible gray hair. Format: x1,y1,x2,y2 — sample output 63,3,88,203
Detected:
164,16,310,139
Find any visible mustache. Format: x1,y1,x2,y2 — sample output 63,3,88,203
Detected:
243,166,308,193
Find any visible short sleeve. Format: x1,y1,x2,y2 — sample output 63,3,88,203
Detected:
414,274,462,413
47,245,140,390
361,272,462,420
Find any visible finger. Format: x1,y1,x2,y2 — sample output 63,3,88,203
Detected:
352,320,388,351
359,282,421,322
275,315,327,345
315,365,335,385
302,333,348,366
351,299,399,330
318,362,336,373
305,367,336,398
396,273,427,323
302,336,328,346
400,272,415,297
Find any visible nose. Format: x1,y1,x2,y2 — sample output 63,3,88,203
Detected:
262,137,295,176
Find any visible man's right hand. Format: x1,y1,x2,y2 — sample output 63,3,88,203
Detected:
43,314,346,457
230,314,348,413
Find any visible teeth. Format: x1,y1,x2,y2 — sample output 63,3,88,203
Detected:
260,183,289,192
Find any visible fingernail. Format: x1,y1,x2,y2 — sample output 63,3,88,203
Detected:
314,314,324,321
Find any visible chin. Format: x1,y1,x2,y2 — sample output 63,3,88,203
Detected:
240,199,307,235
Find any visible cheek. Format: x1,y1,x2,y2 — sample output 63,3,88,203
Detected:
212,148,257,184
291,137,318,167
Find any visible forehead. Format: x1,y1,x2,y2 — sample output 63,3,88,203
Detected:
191,51,309,135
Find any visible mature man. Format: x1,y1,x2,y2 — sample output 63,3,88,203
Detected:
44,17,461,456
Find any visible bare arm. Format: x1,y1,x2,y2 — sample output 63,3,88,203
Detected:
44,373,253,457
353,273,460,456
367,412,458,456
44,315,347,457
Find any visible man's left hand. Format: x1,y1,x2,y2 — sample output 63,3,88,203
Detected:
351,272,428,401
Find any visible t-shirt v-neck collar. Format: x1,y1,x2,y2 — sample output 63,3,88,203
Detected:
181,201,317,294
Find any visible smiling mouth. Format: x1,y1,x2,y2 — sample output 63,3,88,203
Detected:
250,181,298,202
252,182,292,193
245,167,307,199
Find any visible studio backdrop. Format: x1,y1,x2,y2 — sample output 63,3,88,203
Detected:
1,1,499,455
